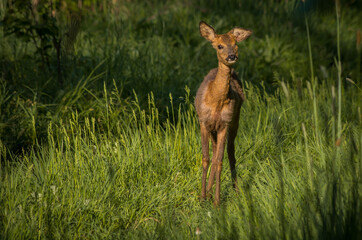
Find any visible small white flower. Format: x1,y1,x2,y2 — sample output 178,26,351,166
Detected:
84,199,90,206
195,227,202,235
38,193,43,202
18,204,23,214
50,185,57,195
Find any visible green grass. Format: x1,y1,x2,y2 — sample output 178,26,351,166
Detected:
1,0,361,239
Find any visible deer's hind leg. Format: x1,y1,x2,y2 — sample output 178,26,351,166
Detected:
227,109,241,191
227,129,238,191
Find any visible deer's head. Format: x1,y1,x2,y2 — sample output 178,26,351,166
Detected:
199,21,252,66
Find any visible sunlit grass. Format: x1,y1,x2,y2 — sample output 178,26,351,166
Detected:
1,77,360,238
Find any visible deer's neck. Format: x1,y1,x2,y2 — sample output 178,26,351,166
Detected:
208,62,231,107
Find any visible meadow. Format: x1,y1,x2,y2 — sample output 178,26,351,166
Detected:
0,0,361,239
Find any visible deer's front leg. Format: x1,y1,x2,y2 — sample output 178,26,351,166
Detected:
200,124,210,200
206,132,217,198
214,127,228,206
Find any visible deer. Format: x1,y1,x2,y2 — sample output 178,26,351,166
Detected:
195,21,252,206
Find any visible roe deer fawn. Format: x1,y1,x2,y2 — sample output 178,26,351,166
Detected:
195,21,252,206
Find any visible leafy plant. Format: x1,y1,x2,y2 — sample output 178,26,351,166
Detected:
3,0,63,85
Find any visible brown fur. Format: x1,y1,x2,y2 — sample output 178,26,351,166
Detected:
195,21,252,206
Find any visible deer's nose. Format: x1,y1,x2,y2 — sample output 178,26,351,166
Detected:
227,54,236,61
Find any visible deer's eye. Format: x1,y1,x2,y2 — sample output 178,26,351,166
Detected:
217,45,224,49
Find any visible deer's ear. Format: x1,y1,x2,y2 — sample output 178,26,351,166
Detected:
199,21,216,42
229,28,252,42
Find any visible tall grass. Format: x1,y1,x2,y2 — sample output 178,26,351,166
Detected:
1,77,360,239
1,0,361,239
